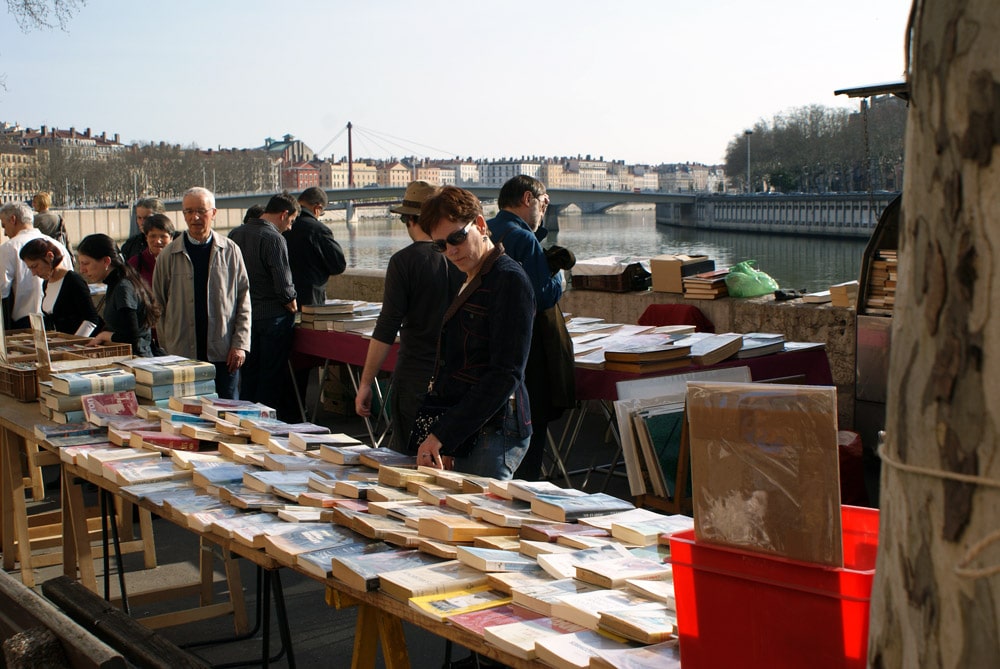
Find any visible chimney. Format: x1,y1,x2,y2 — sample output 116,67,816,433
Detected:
40,125,47,136
85,127,91,138
70,127,76,138
101,131,106,140
114,133,120,144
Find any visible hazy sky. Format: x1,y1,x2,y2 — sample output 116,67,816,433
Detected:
1,0,911,165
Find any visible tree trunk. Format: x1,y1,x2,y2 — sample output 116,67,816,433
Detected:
870,1,1000,666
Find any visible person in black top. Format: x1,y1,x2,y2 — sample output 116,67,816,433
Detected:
283,187,345,307
19,237,98,335
76,234,159,357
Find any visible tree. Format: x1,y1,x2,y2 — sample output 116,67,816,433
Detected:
868,2,1000,667
6,0,84,31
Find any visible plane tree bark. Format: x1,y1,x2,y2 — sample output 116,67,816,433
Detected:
870,1,1000,666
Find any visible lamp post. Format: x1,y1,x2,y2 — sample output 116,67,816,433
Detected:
744,129,753,193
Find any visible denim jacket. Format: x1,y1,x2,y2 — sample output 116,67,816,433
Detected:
430,246,536,456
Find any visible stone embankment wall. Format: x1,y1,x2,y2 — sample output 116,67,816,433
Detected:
327,270,862,428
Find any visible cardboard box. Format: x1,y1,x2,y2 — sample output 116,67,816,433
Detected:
650,255,716,293
685,381,843,566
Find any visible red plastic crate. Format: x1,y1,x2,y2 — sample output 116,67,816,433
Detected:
669,505,879,669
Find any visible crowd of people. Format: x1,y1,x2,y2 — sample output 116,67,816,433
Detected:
0,176,575,480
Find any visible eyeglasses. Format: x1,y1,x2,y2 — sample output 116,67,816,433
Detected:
535,193,550,208
182,208,214,217
432,221,475,253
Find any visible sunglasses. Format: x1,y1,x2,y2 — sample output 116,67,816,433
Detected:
432,221,475,253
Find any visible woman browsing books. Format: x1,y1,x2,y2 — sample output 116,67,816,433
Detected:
76,233,160,357
412,186,535,479
19,237,99,335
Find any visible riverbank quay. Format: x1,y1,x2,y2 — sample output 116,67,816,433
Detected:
328,269,861,431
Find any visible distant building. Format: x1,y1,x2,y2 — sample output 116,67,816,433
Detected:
0,146,44,203
479,159,541,189
377,162,411,187
1,123,123,160
443,161,479,186
567,157,609,190
321,161,379,189
281,160,321,191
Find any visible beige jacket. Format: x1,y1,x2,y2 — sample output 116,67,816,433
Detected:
152,231,251,361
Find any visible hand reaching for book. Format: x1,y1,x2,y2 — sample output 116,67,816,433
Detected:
416,434,454,470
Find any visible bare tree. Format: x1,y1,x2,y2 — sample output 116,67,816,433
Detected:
869,1,1000,666
6,0,84,31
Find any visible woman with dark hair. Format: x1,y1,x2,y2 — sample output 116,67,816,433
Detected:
76,234,160,357
19,237,99,335
127,213,175,288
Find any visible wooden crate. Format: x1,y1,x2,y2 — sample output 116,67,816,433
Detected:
0,352,90,402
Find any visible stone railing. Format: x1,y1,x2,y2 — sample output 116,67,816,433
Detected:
326,270,861,428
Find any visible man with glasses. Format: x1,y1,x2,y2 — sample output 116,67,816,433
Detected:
283,186,345,308
488,175,576,480
230,193,299,418
152,187,251,399
356,181,464,451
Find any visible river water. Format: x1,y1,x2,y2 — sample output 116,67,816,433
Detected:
333,210,868,293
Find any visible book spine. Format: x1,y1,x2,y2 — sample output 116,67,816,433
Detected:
136,365,215,386
57,375,135,395
138,379,216,400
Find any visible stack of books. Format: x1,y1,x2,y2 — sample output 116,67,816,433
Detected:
682,268,729,300
123,357,217,405
298,300,382,333
601,335,692,374
680,332,744,366
41,368,137,423
736,332,786,359
829,280,859,308
865,250,897,315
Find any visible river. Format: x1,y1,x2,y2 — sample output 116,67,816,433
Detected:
332,210,868,293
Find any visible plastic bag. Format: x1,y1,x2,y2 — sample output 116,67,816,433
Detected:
725,260,779,298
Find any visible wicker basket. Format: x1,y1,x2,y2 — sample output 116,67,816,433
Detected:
571,262,652,292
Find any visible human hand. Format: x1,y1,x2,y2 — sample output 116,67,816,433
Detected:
227,348,246,373
417,434,453,470
87,331,113,347
355,385,372,417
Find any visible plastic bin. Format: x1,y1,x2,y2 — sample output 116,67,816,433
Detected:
669,505,879,669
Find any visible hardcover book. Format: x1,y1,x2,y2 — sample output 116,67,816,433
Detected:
134,379,216,401
129,358,216,386
49,368,136,395
681,332,744,366
603,336,692,364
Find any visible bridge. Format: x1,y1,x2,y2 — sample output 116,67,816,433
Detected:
199,186,697,223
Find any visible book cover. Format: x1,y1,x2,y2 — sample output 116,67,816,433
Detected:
49,368,136,395
317,443,373,465
41,390,83,412
682,332,744,366
242,469,312,493
106,458,190,486
577,507,671,532
378,560,488,601
130,358,216,386
604,358,693,374
482,617,586,661
409,585,511,623
603,336,692,364
550,589,666,631
535,630,636,669
44,429,111,448
530,492,635,522
590,640,682,669
519,522,609,543
358,448,418,470
331,548,445,592
448,604,544,638
574,556,672,589
510,578,603,617
129,429,201,453
624,579,675,608
296,539,391,580
263,524,362,562
287,431,362,451
536,543,633,580
135,378,216,400
455,546,538,573
597,608,677,644
417,516,520,543
611,515,693,547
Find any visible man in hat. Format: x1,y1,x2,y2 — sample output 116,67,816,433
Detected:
488,175,576,480
283,186,346,308
355,181,464,452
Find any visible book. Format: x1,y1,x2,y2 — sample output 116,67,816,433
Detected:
82,446,160,476
42,427,110,448
242,469,312,493
417,516,520,543
129,430,201,453
296,540,392,580
191,462,253,490
129,358,216,386
105,458,190,486
379,465,436,489
199,397,275,419
474,535,522,551
624,579,675,608
610,515,693,546
681,332,744,366
378,560,488,601
603,358,693,374
358,448,418,470
276,506,324,523
737,332,786,358
448,604,544,638
261,453,323,471
409,585,511,623
49,368,136,395
483,617,586,661
519,522,609,543
530,492,635,522
486,571,553,595
241,418,331,445
549,589,666,631
590,640,682,669
455,547,538,573
503,480,587,503
287,431,362,452
40,389,83,412
631,403,687,499
574,556,672,589
209,512,283,540
804,289,832,303
518,540,576,559
167,395,211,413
330,548,444,591
602,336,692,364
597,608,677,644
50,409,86,424
263,524,362,563
135,379,216,400
536,543,633,580
535,630,636,669
78,390,139,426
300,299,369,315
317,443,374,465
510,578,603,617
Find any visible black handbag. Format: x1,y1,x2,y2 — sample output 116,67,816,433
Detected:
406,393,480,456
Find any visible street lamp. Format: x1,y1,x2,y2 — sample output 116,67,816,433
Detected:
744,130,753,193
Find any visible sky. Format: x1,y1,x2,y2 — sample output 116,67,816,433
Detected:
1,0,912,166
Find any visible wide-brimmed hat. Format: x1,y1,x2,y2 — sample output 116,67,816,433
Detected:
390,181,438,216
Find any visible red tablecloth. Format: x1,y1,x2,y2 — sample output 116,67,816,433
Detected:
291,328,398,371
574,347,834,401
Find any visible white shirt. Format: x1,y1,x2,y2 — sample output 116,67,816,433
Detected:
0,228,73,322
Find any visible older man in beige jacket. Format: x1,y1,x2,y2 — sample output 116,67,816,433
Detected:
152,187,251,399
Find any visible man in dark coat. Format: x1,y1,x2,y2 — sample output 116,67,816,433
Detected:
283,187,346,307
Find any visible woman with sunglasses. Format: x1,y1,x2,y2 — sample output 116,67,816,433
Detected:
412,186,536,479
